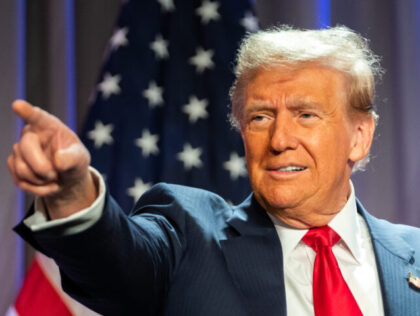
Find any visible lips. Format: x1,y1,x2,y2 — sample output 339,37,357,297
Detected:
276,165,307,172
267,164,308,172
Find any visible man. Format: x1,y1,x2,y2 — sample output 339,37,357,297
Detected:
9,26,420,315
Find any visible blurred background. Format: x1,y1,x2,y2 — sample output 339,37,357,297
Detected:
1,0,419,314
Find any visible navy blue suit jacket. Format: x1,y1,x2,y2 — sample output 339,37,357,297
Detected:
15,183,420,315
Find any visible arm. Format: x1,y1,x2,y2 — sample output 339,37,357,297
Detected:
14,185,184,315
8,101,183,314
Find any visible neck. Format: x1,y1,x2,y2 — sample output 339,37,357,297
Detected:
263,185,352,229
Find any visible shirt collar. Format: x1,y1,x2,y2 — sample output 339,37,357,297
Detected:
268,181,362,263
329,181,362,262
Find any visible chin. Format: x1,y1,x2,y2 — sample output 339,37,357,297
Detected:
256,190,302,212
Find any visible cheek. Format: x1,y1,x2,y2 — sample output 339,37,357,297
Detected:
243,133,268,164
309,131,352,171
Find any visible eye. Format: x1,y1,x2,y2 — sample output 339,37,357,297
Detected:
253,115,267,121
300,112,314,119
247,113,272,131
297,111,320,126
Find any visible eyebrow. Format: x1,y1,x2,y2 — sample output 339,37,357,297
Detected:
286,98,323,111
243,103,275,116
244,97,323,116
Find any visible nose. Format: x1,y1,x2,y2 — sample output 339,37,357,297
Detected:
269,117,299,153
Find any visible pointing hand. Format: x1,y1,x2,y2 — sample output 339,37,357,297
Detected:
8,100,97,219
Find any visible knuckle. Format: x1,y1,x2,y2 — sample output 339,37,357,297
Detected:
7,156,16,175
14,159,27,178
13,143,19,154
7,156,17,175
7,155,13,167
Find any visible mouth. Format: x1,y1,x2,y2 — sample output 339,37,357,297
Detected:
267,164,308,174
275,165,307,172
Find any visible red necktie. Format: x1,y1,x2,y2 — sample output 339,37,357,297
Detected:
302,226,363,316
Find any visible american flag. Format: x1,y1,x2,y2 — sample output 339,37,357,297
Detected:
81,0,258,212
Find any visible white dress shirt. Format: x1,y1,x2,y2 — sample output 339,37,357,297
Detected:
268,182,384,316
25,172,385,315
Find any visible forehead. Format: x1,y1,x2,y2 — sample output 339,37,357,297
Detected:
245,65,349,106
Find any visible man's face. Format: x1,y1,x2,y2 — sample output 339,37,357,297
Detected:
240,65,374,228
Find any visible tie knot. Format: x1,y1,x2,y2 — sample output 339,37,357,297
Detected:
302,226,340,252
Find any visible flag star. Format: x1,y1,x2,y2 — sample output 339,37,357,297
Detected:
189,47,214,73
142,81,164,108
87,121,114,148
98,73,121,99
177,143,203,170
135,129,159,157
182,96,209,123
110,27,129,50
127,178,152,202
223,152,247,180
240,11,259,32
150,34,169,59
157,0,175,12
196,0,220,24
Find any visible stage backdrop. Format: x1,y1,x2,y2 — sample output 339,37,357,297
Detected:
1,0,420,314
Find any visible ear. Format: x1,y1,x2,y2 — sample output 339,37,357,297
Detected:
348,116,375,163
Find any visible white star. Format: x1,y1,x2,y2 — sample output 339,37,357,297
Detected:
98,73,121,99
157,0,175,12
189,47,214,73
240,11,259,32
177,143,203,170
110,27,129,50
182,96,209,123
196,0,220,24
223,152,247,180
142,81,164,108
150,34,169,59
87,121,114,148
127,178,152,202
135,129,159,157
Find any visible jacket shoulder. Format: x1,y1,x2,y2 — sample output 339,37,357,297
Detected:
379,220,420,247
131,183,234,232
361,203,420,251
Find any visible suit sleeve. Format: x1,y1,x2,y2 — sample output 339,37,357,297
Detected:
14,183,187,316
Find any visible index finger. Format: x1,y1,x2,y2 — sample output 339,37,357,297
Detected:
12,100,58,129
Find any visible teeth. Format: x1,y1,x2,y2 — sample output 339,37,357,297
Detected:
277,166,305,172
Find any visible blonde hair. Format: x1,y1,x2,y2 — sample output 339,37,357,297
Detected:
229,25,383,171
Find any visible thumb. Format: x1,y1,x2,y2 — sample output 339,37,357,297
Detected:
54,143,91,173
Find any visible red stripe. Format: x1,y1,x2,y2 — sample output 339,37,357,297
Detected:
15,259,73,316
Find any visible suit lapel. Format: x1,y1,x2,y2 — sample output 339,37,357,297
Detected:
221,195,287,316
358,201,420,316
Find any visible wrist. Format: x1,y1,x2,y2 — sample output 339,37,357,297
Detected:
43,169,98,219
